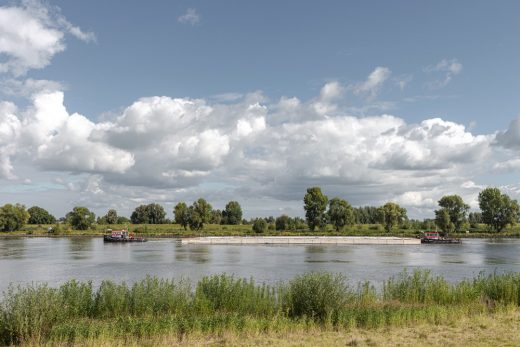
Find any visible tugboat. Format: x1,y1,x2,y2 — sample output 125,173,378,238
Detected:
103,229,147,242
421,231,461,244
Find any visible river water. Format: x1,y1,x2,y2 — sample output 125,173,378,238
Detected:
1,237,520,292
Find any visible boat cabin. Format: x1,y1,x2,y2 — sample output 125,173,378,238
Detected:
423,231,440,240
110,230,129,239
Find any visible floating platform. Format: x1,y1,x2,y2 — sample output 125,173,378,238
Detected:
181,236,421,245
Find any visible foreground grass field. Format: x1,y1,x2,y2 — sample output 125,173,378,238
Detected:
3,271,520,346
33,310,520,347
4,223,520,238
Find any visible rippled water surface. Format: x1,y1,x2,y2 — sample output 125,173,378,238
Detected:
1,237,520,292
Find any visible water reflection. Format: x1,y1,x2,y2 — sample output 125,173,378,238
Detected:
175,245,211,264
67,237,94,260
0,238,27,259
1,237,520,293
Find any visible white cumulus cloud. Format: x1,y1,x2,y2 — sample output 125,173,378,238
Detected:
0,0,94,76
351,67,391,99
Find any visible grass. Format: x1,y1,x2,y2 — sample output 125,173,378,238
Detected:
2,270,520,345
4,222,520,238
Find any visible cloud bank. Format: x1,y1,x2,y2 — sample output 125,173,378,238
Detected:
2,81,518,218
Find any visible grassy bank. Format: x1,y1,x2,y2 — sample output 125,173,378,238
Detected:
4,223,520,238
2,270,520,345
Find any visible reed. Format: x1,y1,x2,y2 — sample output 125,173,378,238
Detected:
2,270,520,345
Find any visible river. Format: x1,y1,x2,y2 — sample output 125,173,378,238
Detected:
1,237,519,292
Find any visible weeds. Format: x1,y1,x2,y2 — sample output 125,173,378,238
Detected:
2,270,520,345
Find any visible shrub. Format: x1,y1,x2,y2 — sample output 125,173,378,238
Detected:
282,272,352,322
252,219,267,233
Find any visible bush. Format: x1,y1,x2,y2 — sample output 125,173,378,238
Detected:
195,274,277,316
282,272,352,322
252,219,267,233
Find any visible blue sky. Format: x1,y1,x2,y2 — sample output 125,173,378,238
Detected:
39,0,520,130
1,0,520,219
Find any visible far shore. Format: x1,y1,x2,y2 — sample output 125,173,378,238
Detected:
1,223,520,239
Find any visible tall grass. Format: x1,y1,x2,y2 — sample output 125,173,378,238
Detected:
2,270,520,345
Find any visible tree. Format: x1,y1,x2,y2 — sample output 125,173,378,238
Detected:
130,204,166,224
117,216,130,224
354,206,379,224
147,203,166,224
275,215,293,231
131,205,149,224
222,201,242,225
303,187,328,231
478,188,520,232
0,204,30,232
104,209,118,224
66,206,95,230
188,198,212,230
210,210,222,225
377,202,407,232
434,195,469,234
468,212,482,228
328,198,355,231
27,206,56,224
252,218,268,233
435,208,453,234
174,202,190,230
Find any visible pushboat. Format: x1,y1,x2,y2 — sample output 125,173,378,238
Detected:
421,231,461,244
103,229,147,242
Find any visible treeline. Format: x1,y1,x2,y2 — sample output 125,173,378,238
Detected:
0,186,518,233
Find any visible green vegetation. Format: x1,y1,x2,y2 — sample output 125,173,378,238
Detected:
328,198,355,231
0,204,29,232
434,194,469,233
27,206,56,225
304,186,328,231
479,187,520,232
377,202,407,232
252,219,268,233
222,201,243,225
3,186,520,236
65,206,95,230
131,203,167,224
188,198,213,230
2,270,520,345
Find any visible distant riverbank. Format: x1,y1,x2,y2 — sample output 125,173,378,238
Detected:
2,223,520,239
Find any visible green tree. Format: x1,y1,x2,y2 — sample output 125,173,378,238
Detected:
0,204,30,232
117,216,130,224
468,212,482,228
435,208,453,234
131,205,149,224
188,198,213,230
222,201,242,225
174,202,190,230
210,209,222,224
328,198,355,231
434,195,470,233
377,202,407,232
27,206,56,224
275,215,293,231
252,218,268,233
478,188,520,232
147,203,166,224
303,187,328,231
130,204,166,224
66,206,95,230
104,209,118,224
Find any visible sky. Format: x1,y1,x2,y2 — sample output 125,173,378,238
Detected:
1,0,520,219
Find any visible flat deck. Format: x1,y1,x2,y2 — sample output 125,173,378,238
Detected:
181,236,421,245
